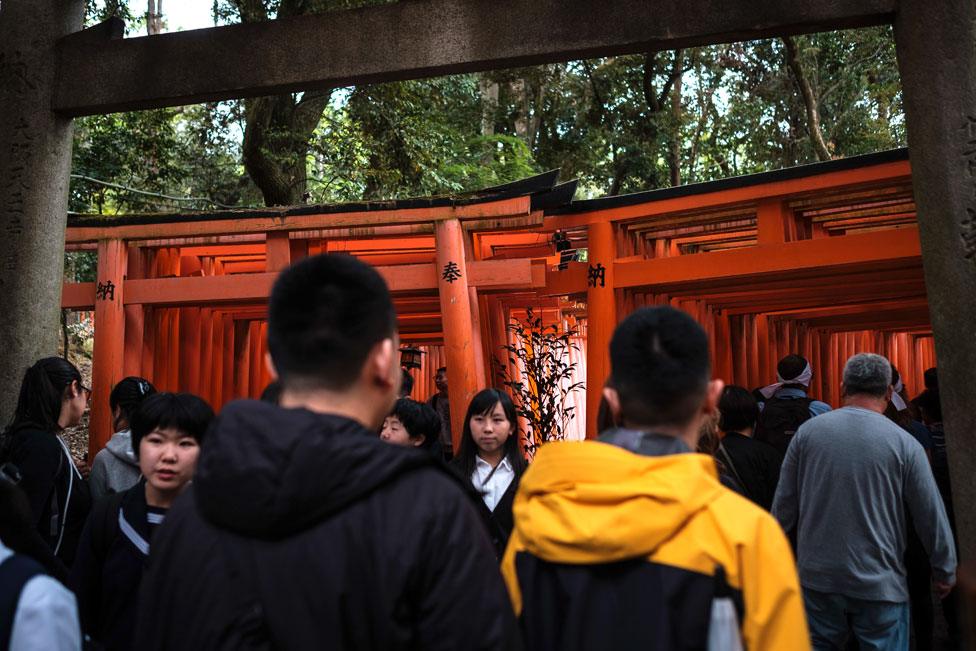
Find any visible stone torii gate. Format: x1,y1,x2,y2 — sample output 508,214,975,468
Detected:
1,0,974,559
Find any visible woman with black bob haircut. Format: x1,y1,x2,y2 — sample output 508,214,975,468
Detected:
452,388,527,560
71,392,214,651
380,398,443,459
0,357,92,567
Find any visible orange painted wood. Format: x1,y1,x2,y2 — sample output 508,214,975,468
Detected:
233,321,251,401
209,312,224,409
199,308,214,400
586,221,616,439
542,160,911,230
90,239,127,457
141,306,155,384
756,199,789,245
248,321,263,399
434,218,480,453
468,287,487,389
179,307,202,395
614,227,921,289
221,318,236,407
265,231,292,272
62,283,95,309
66,196,532,243
123,249,146,378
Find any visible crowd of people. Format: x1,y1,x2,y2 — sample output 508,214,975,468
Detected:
0,253,959,650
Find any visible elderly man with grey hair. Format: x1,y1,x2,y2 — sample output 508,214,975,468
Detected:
772,353,955,650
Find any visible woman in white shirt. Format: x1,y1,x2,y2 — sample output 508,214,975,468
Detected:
451,389,526,560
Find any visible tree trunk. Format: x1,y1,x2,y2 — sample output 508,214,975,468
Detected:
783,36,832,161
234,0,332,206
147,0,163,35
242,91,331,206
479,75,498,137
668,50,684,186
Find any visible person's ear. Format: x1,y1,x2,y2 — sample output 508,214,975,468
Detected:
602,386,622,424
412,434,425,448
703,379,725,415
368,338,398,392
885,385,894,402
264,353,278,381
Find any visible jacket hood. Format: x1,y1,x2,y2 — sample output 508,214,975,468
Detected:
106,430,139,468
512,440,724,564
194,400,432,539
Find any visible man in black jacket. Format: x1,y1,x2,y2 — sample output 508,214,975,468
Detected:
133,254,518,650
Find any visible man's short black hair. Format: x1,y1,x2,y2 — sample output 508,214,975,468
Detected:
777,354,808,381
435,367,447,375
390,398,440,444
608,307,710,429
268,254,397,391
718,385,759,433
130,393,215,459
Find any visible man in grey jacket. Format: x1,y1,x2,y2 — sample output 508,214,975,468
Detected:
773,353,955,650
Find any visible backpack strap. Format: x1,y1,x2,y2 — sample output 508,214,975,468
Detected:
716,443,753,503
0,554,46,650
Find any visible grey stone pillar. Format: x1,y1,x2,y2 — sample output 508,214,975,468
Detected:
0,0,85,424
896,0,976,561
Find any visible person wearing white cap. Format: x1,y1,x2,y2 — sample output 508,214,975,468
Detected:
754,354,831,456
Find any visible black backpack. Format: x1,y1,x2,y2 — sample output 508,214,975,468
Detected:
755,397,813,457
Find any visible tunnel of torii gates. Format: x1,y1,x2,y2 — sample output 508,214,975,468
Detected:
64,148,934,459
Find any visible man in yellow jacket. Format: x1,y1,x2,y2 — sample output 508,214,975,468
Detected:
501,306,810,650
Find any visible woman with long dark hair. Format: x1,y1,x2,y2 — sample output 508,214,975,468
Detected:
452,388,527,560
0,357,92,567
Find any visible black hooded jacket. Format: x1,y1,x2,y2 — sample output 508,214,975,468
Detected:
133,400,518,650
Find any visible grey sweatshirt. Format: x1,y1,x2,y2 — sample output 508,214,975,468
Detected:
89,429,141,502
772,405,956,602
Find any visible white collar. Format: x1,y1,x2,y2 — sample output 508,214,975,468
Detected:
475,455,511,472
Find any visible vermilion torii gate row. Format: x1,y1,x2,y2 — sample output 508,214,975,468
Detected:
65,150,934,462
63,192,552,457
534,150,934,436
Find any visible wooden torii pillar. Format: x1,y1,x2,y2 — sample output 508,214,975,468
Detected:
90,239,127,453
435,218,481,452
586,221,616,438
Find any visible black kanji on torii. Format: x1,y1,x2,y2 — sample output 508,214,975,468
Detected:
95,280,116,301
442,261,462,283
587,263,606,288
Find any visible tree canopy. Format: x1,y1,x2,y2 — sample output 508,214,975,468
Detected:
69,2,905,214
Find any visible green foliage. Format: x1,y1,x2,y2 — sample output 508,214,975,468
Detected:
68,12,905,213
496,309,584,455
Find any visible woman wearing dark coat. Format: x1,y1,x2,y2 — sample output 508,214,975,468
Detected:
451,389,527,560
1,358,92,568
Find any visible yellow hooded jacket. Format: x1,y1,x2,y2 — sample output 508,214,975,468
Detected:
501,440,810,651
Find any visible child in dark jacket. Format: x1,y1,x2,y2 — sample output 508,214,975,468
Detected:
70,393,213,651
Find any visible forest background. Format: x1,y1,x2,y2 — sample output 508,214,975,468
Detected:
66,0,906,278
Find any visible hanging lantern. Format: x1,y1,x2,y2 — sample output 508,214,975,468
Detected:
399,346,425,370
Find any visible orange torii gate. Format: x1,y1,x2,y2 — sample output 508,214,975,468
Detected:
64,148,934,459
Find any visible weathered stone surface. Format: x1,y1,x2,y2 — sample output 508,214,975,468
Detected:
53,0,894,116
895,0,976,561
0,0,85,424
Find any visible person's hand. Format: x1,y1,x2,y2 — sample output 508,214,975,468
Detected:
74,456,91,480
935,580,955,599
